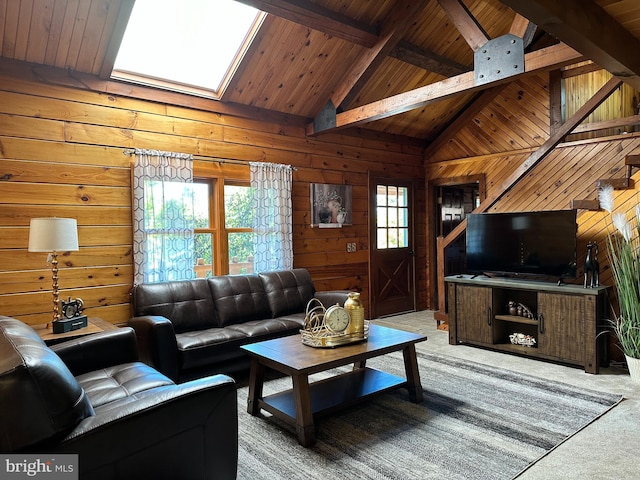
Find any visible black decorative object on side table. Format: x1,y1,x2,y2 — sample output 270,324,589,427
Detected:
53,297,88,333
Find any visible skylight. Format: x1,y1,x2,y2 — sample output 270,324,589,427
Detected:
112,0,262,98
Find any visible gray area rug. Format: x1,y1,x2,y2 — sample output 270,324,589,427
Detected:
236,348,622,480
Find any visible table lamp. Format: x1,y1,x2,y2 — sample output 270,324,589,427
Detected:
28,218,80,331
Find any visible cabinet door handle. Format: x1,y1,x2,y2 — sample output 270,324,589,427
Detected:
538,313,544,334
488,306,492,326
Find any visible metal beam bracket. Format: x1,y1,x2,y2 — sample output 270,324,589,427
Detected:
313,100,337,134
474,34,524,86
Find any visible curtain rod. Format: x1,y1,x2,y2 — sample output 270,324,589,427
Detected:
122,149,296,169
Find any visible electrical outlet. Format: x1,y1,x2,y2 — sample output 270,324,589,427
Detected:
346,242,357,252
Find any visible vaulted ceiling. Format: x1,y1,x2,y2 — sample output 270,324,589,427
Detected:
1,0,640,144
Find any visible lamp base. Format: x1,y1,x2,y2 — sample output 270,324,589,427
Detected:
52,315,88,333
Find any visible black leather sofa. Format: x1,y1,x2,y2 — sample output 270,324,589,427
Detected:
130,268,349,382
0,316,237,480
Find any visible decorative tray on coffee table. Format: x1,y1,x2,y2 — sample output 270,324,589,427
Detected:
300,298,368,348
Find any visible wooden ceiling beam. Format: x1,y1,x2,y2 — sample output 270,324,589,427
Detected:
307,42,582,135
500,0,640,91
334,0,430,109
390,41,470,77
233,0,379,48
238,0,467,82
98,0,135,79
424,13,540,158
509,14,537,49
437,0,490,51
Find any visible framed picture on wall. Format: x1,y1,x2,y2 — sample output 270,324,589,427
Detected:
310,183,352,227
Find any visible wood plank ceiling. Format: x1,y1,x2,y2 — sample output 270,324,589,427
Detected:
1,0,640,144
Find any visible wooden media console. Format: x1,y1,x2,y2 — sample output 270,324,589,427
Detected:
445,275,609,373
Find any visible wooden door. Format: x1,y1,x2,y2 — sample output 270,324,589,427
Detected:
369,177,415,318
456,285,493,344
537,292,585,363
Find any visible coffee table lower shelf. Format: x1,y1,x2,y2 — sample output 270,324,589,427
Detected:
243,324,427,446
260,367,405,421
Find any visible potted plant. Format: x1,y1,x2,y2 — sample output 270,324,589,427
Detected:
599,185,640,381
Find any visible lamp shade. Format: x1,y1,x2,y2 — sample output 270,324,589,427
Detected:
28,218,79,252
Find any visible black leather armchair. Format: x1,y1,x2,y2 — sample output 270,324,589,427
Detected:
0,316,238,480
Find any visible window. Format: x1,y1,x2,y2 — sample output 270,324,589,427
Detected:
193,178,254,276
376,185,409,249
132,150,195,284
112,0,263,98
193,180,216,278
225,183,255,274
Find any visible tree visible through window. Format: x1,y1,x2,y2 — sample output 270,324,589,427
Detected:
225,184,254,274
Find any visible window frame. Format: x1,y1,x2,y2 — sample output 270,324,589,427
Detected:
194,166,251,275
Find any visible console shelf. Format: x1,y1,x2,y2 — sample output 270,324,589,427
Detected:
494,314,538,325
445,275,609,373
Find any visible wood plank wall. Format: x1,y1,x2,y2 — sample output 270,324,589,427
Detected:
565,69,640,141
0,60,425,326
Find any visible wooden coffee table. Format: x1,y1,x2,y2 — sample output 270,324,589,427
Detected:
241,324,427,447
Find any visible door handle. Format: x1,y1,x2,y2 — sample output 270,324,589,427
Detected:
487,306,492,326
538,313,544,334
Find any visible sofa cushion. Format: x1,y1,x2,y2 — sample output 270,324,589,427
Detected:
259,269,316,317
132,279,217,334
208,275,271,326
0,317,94,451
225,317,302,338
76,362,174,409
176,328,248,370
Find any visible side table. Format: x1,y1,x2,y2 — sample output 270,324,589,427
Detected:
35,317,118,345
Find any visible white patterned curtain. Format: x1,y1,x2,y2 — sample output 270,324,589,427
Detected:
250,162,293,272
132,149,195,284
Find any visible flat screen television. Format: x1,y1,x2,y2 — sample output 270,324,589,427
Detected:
465,210,577,279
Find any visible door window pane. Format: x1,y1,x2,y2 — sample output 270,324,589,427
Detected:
399,228,408,248
377,207,387,227
388,207,398,227
399,207,408,227
388,186,397,206
377,228,388,249
376,185,387,206
398,187,407,207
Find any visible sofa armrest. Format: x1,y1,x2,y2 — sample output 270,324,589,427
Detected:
51,327,138,376
315,290,351,308
128,315,180,381
52,374,238,480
